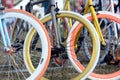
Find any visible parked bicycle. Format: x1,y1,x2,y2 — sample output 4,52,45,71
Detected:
0,0,51,79
20,0,100,79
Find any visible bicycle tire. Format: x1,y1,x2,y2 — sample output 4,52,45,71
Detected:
71,11,120,80
24,11,100,80
2,9,51,80
87,11,120,80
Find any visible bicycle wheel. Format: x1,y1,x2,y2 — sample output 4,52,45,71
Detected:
24,11,100,80
1,9,51,80
72,11,120,80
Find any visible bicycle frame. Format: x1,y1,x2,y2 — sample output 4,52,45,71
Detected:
47,0,74,47
84,0,106,45
23,0,63,47
63,0,106,45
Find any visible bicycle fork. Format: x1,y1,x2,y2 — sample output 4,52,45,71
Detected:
0,18,13,54
85,0,106,45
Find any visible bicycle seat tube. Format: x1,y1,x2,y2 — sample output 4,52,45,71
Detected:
50,0,61,47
